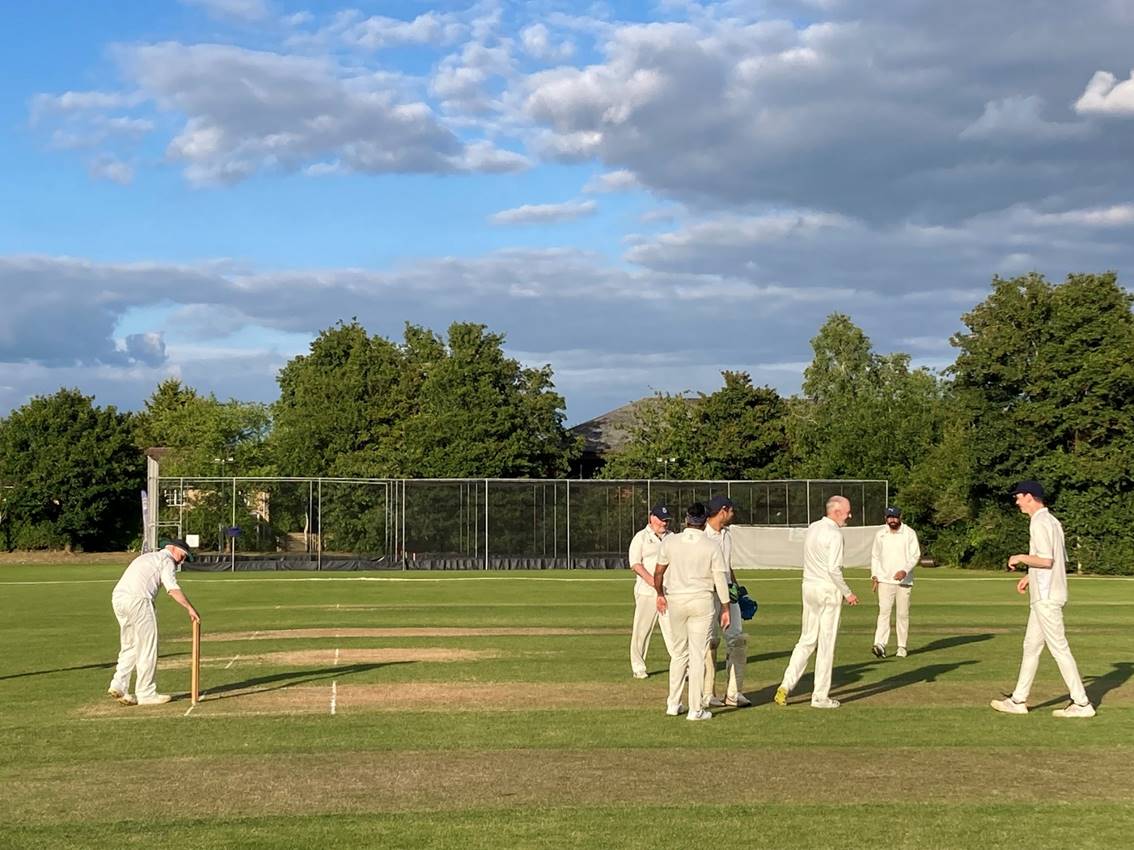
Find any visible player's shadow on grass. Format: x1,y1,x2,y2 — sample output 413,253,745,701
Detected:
909,634,994,655
834,660,980,703
1031,661,1134,710
0,659,117,681
198,661,412,701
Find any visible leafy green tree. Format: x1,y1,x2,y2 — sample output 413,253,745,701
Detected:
601,373,790,480
135,378,271,476
272,320,579,479
0,389,142,551
950,272,1134,571
792,314,947,496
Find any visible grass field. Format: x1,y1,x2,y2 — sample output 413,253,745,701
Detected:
1,564,1132,850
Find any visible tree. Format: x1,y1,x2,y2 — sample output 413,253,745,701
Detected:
792,314,947,495
135,378,271,476
950,272,1134,571
600,373,790,480
272,320,579,478
0,389,142,551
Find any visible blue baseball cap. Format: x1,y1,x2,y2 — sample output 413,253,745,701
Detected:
650,505,672,521
884,506,902,518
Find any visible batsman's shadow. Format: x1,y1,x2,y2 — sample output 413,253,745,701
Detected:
1032,661,1134,710
834,660,980,703
197,661,412,701
0,659,116,682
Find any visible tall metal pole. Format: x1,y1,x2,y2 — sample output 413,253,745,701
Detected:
317,478,322,571
566,480,572,569
230,476,237,572
484,479,489,570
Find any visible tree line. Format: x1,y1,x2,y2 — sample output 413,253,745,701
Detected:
0,273,1131,572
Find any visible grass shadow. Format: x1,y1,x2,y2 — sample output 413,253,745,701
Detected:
835,660,980,703
196,661,412,702
1030,661,1134,710
0,660,118,682
909,634,994,655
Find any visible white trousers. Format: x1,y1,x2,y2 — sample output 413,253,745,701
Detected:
630,589,675,675
663,593,714,712
1012,600,1088,705
109,594,160,699
704,598,746,699
780,582,842,702
873,583,911,649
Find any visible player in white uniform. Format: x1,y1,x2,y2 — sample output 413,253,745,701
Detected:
774,496,859,708
703,494,748,707
628,505,673,678
991,481,1095,718
870,506,920,659
107,539,200,706
654,503,731,721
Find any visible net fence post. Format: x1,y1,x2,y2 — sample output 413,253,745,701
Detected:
566,480,572,570
317,478,322,571
484,479,489,571
230,476,236,572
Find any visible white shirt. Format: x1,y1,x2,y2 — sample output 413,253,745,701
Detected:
871,523,921,586
628,525,667,595
1029,507,1068,605
113,550,181,601
704,524,732,572
802,516,854,599
656,527,730,602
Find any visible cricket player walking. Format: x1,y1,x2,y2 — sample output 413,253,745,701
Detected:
775,496,859,708
991,481,1095,718
870,506,920,659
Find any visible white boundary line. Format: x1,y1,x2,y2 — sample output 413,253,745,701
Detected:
224,654,240,669
330,681,337,715
183,703,196,717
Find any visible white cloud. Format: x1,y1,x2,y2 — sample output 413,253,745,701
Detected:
490,200,598,224
107,42,523,184
520,24,575,62
181,0,270,22
584,169,639,193
89,156,135,185
340,13,465,49
1075,69,1134,115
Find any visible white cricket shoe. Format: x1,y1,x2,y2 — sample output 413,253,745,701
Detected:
137,694,172,706
632,671,649,680
1052,702,1095,718
810,697,841,709
665,703,686,716
703,695,725,708
686,709,713,721
725,694,751,708
896,647,908,658
871,644,886,659
990,697,1028,714
109,688,137,706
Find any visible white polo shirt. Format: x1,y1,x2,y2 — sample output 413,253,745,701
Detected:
112,550,181,601
870,523,921,586
656,528,730,602
628,525,667,595
1029,507,1068,605
802,516,854,599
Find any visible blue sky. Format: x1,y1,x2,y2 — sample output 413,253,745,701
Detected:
2,0,1134,426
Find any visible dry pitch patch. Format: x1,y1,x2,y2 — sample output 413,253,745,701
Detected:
7,746,1133,827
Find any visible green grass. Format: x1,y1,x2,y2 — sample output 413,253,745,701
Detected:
1,565,1132,849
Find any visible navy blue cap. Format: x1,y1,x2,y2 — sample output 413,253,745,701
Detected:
884,506,902,518
650,505,672,521
706,494,737,514
685,502,708,524
1010,480,1045,500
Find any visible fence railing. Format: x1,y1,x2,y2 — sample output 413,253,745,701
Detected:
148,476,887,571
